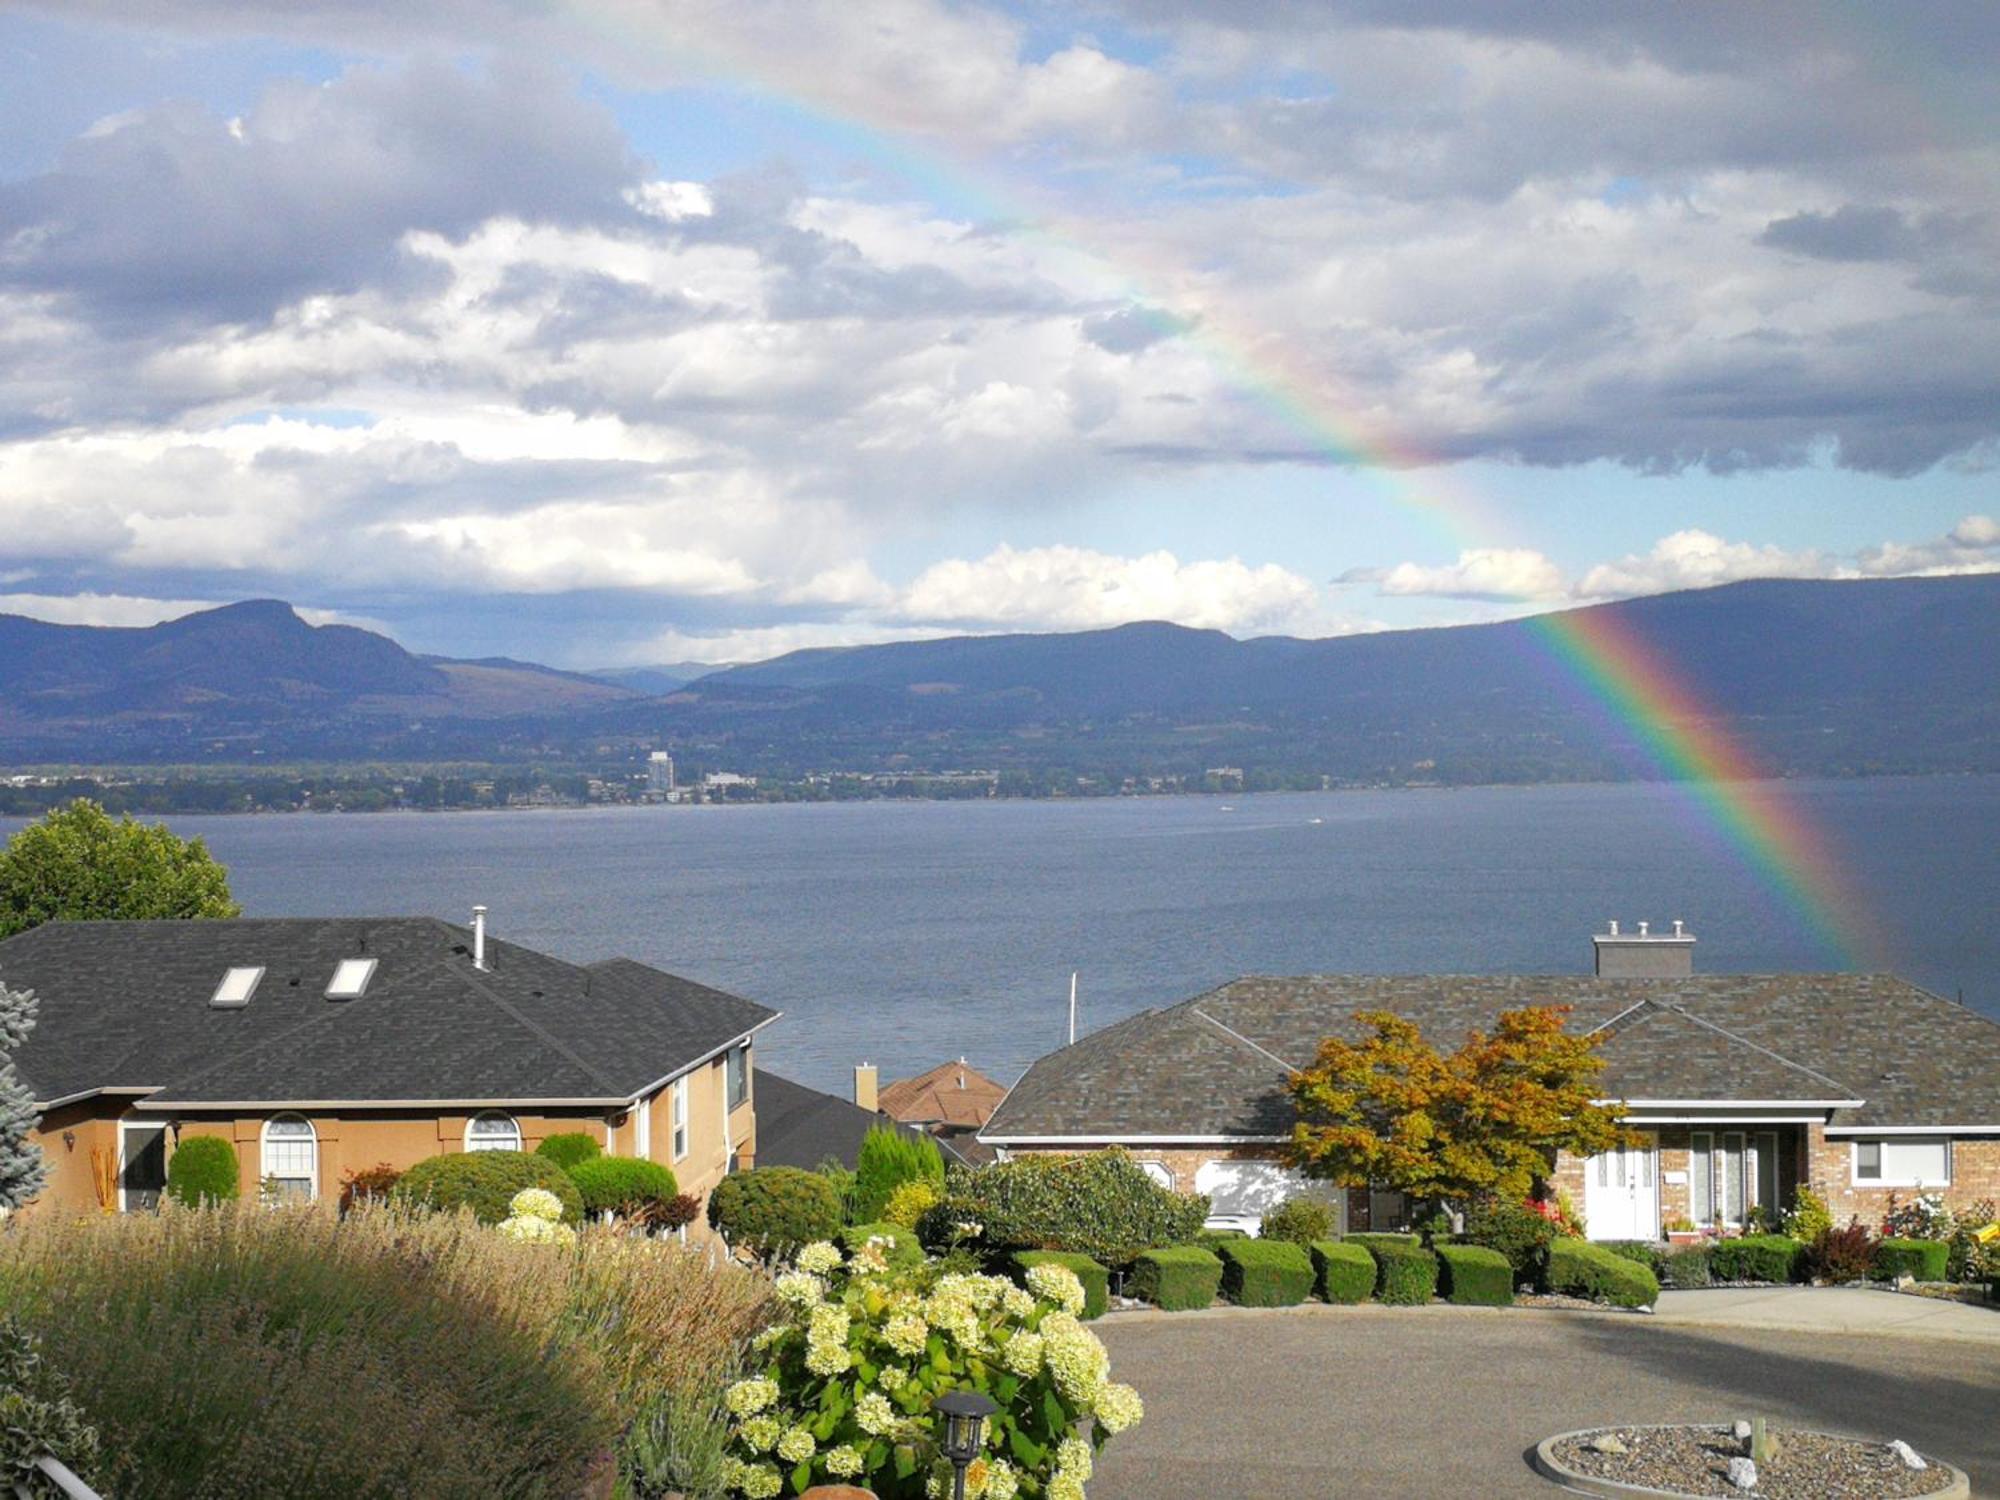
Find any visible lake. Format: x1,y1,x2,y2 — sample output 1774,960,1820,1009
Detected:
5,777,1995,1095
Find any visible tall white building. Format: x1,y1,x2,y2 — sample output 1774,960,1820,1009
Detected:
647,750,675,794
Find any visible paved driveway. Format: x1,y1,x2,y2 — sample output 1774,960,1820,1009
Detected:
1652,1285,2000,1344
1093,1303,2000,1500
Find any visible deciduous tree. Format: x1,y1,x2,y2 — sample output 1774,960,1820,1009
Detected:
1285,1006,1632,1213
0,799,239,940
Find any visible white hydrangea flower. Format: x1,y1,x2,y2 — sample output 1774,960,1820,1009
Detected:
775,1426,816,1463
725,1377,780,1417
877,1364,909,1392
1024,1263,1086,1315
855,1390,898,1435
882,1312,930,1356
1093,1381,1144,1434
736,1415,780,1452
1040,1313,1109,1404
774,1271,825,1309
737,1461,783,1499
998,1330,1044,1377
808,1304,850,1346
507,1187,566,1222
981,1458,1020,1500
999,1284,1037,1319
805,1337,852,1376
824,1444,864,1477
1048,1473,1085,1500
496,1212,575,1245
1055,1435,1094,1481
797,1240,844,1275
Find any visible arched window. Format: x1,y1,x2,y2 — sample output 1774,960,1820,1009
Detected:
261,1114,317,1201
1138,1160,1175,1190
466,1111,522,1153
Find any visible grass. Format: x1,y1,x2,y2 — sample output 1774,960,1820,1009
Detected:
0,1201,771,1500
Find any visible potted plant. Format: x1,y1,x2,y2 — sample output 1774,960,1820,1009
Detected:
1664,1215,1704,1247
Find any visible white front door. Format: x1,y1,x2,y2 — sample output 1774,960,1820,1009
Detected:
1585,1134,1657,1241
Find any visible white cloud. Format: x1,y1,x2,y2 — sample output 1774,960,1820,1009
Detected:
1573,529,1835,600
1351,547,1567,602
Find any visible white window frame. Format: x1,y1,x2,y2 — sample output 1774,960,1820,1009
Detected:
1138,1160,1175,1190
117,1118,171,1213
260,1114,318,1202
1850,1137,1950,1188
465,1110,522,1153
326,957,378,999
725,1045,749,1111
670,1075,690,1162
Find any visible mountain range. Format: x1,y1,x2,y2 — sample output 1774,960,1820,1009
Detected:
0,576,1994,781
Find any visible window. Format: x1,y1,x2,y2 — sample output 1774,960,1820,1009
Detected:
1852,1137,1949,1187
261,1115,317,1201
670,1076,689,1161
326,957,377,999
1138,1160,1175,1190
466,1111,522,1153
1690,1132,1713,1224
725,1046,748,1111
211,966,264,1008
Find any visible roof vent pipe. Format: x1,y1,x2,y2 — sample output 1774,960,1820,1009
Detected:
1608,919,1620,936
472,905,488,971
1672,919,1685,937
1638,920,1650,937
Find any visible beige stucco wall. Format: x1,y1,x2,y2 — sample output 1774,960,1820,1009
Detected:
26,1096,129,1213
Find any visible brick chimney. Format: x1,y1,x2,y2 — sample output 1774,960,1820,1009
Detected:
1594,918,1695,978
853,1063,878,1113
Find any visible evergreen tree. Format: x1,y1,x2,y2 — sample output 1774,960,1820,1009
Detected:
0,973,47,1212
852,1124,945,1223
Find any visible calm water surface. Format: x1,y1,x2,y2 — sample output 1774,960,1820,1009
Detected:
6,777,1994,1093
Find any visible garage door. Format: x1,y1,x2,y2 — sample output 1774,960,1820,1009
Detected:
1193,1160,1344,1235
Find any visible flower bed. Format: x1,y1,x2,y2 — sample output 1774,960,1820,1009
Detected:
1541,1424,1964,1499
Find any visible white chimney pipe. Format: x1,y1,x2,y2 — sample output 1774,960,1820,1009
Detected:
1673,919,1685,937
1638,920,1650,937
1608,919,1620,937
472,905,488,971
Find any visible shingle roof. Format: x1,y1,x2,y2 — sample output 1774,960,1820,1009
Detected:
751,1070,894,1171
0,918,776,1107
878,1059,1007,1130
982,973,2000,1140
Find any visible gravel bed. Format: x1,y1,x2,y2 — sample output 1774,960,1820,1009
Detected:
1551,1425,1956,1498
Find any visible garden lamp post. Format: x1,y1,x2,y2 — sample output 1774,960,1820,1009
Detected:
935,1388,999,1500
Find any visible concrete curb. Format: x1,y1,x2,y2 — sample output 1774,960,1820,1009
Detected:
1531,1426,1971,1499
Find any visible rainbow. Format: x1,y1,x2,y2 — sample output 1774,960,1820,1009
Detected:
555,5,1876,965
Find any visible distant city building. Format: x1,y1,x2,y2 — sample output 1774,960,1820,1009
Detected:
647,750,676,794
702,771,755,789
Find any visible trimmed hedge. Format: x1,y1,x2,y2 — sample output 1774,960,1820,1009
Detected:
1012,1250,1110,1320
565,1157,678,1221
706,1166,842,1258
1194,1229,1249,1253
1131,1247,1225,1311
1711,1234,1806,1285
1600,1240,1669,1278
1662,1246,1713,1289
1362,1239,1439,1306
392,1151,583,1225
164,1135,240,1207
1309,1240,1376,1305
1547,1238,1658,1308
1436,1244,1514,1307
931,1148,1209,1267
838,1221,926,1268
1873,1237,1949,1283
533,1132,601,1170
1215,1239,1314,1307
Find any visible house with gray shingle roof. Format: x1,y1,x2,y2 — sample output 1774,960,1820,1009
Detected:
980,926,2000,1240
3,912,776,1232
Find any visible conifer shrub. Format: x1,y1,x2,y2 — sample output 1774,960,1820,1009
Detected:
706,1166,841,1259
534,1132,601,1171
163,1135,240,1207
1308,1240,1376,1304
1215,1239,1314,1307
567,1158,679,1224
1258,1196,1337,1245
1435,1243,1514,1306
1131,1246,1224,1310
1710,1234,1806,1284
1011,1250,1110,1319
1872,1237,1949,1282
392,1151,583,1225
851,1125,944,1224
1361,1239,1438,1305
1546,1237,1658,1308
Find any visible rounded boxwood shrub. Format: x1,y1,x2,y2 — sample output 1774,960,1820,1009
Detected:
1012,1249,1111,1319
928,1147,1208,1267
1662,1245,1713,1289
1258,1196,1338,1245
1546,1237,1659,1308
1215,1239,1314,1307
706,1166,841,1259
392,1151,582,1225
164,1135,240,1207
1872,1237,1949,1282
533,1132,601,1170
1361,1239,1438,1305
566,1157,678,1222
1131,1246,1225,1310
1710,1233,1806,1285
1459,1196,1557,1282
1309,1240,1375,1305
1601,1240,1669,1279
1436,1243,1514,1306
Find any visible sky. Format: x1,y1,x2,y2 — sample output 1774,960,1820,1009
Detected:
0,2,1996,667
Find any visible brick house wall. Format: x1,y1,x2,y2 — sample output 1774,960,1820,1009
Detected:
1804,1127,2000,1228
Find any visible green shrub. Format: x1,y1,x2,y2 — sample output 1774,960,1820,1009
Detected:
1215,1239,1314,1307
1259,1196,1337,1245
1782,1186,1833,1242
1458,1196,1557,1282
0,1318,101,1495
392,1151,582,1225
1600,1240,1668,1278
706,1167,842,1260
837,1221,925,1268
851,1125,945,1224
164,1136,240,1207
1872,1237,1949,1282
1662,1246,1713,1289
1309,1240,1376,1305
881,1177,941,1230
534,1132,601,1171
1130,1247,1224,1310
1436,1244,1514,1306
1194,1228,1248,1252
1363,1239,1439,1305
1711,1234,1806,1285
620,1380,735,1500
933,1148,1209,1266
1011,1250,1111,1320
1547,1238,1659,1308
566,1158,679,1223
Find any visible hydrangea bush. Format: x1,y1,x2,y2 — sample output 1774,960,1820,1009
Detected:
496,1187,576,1245
724,1240,1140,1499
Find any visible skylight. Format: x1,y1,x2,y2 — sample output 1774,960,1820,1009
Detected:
210,966,264,1008
326,957,377,999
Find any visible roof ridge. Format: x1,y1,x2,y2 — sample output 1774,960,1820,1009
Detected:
451,954,630,1099
1653,1002,1859,1095
1190,1005,1301,1075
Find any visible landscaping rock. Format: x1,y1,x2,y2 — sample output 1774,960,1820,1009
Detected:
1727,1457,1759,1490
1732,1420,1753,1443
1890,1441,1928,1472
1591,1434,1630,1455
1548,1424,1960,1499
